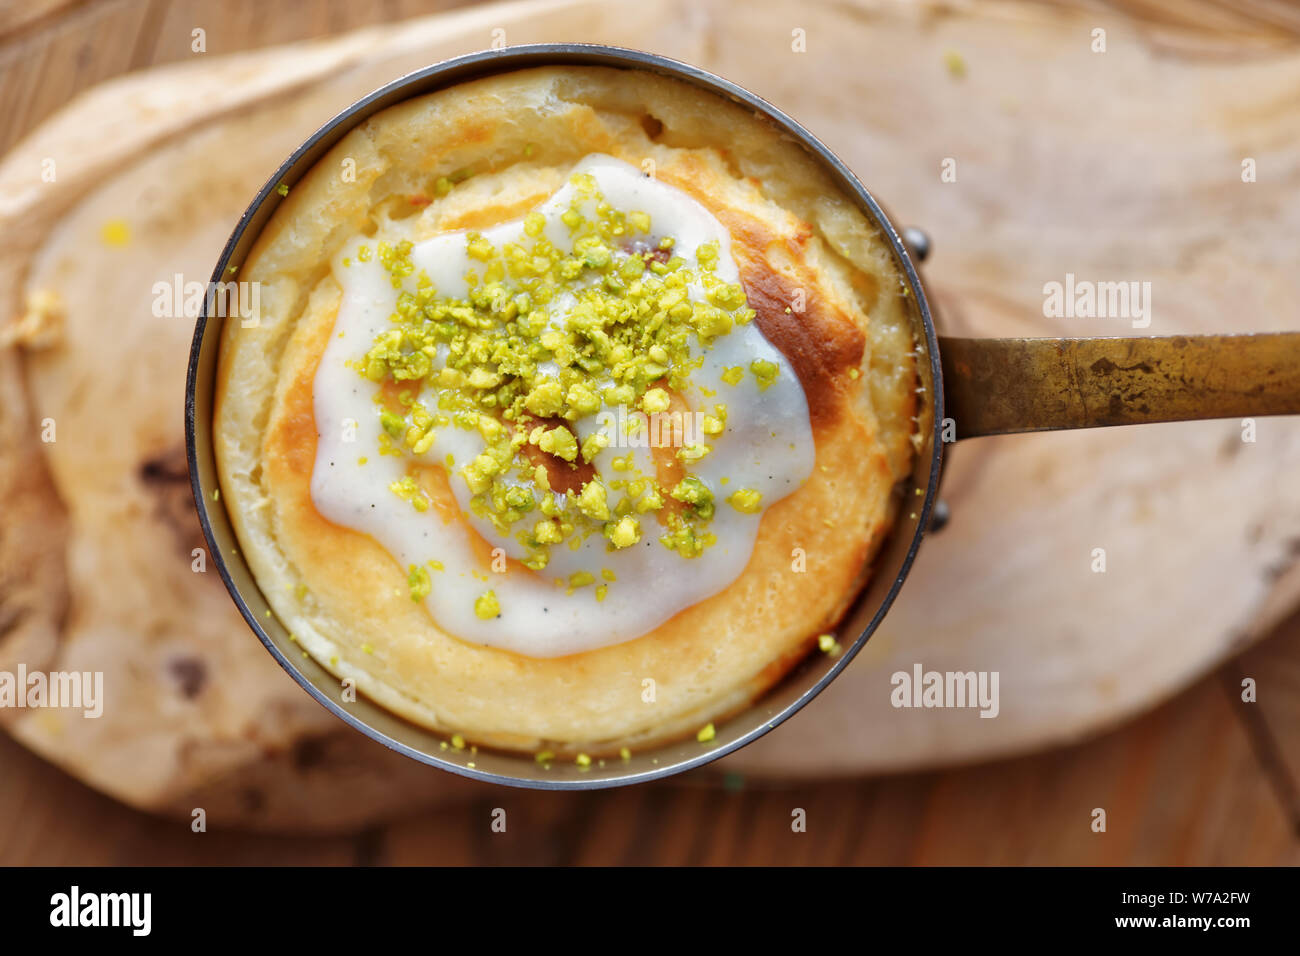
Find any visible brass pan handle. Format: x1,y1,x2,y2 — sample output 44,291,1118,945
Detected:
938,333,1300,440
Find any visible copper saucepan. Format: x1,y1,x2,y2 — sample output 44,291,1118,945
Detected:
186,43,1300,789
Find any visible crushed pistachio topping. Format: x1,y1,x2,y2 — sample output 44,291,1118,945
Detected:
353,172,774,615
474,590,500,619
407,564,432,602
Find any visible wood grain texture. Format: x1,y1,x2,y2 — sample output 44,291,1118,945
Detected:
3,642,1297,863
1,0,1299,860
0,0,481,154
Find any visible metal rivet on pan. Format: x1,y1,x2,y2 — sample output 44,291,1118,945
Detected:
928,499,950,533
902,226,931,263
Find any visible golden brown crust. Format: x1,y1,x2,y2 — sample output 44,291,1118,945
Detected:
667,175,870,430
214,65,917,755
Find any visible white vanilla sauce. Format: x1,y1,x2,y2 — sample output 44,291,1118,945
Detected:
311,154,814,657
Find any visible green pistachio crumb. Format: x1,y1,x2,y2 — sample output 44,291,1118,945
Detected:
749,359,779,391
576,478,611,520
642,387,671,413
474,590,500,619
407,564,432,601
608,515,641,549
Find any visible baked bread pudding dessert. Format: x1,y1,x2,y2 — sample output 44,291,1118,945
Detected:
214,65,919,758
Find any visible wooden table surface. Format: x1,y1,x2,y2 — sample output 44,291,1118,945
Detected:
3,0,1300,866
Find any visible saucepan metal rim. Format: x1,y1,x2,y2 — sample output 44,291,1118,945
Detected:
185,42,945,790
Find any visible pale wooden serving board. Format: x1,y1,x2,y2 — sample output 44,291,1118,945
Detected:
2,0,1300,830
